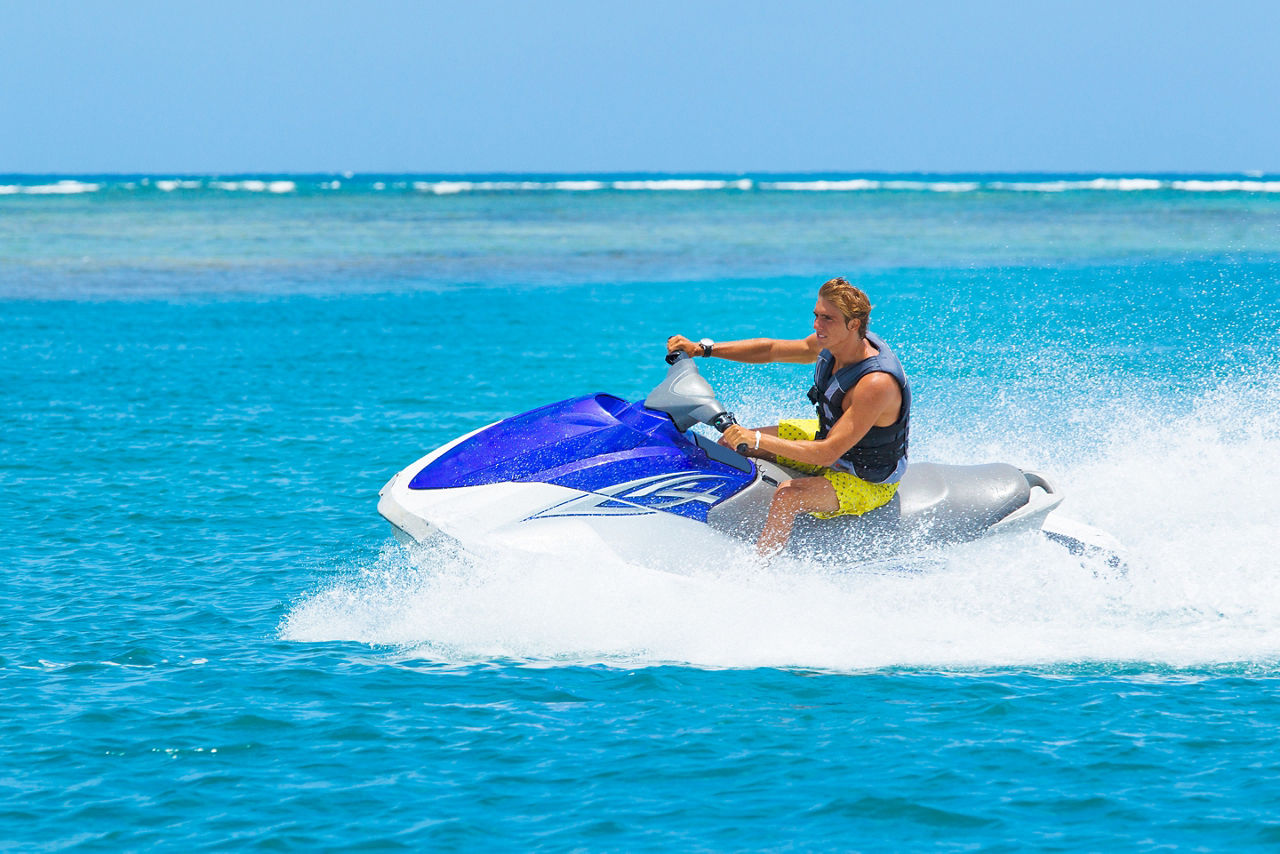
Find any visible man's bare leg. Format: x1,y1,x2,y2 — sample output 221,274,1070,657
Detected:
757,476,839,558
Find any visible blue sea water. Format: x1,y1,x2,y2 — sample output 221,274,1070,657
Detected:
3,174,1280,850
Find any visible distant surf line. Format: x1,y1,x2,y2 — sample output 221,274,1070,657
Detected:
4,176,1280,195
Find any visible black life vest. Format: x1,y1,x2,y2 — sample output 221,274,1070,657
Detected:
807,331,911,483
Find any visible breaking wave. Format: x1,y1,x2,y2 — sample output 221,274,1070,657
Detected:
5,175,1280,197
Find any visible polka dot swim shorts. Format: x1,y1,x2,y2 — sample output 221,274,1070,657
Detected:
775,419,899,519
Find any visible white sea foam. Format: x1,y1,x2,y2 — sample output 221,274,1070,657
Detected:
883,180,982,192
989,178,1165,192
760,179,979,192
1170,179,1280,193
760,177,1280,194
400,176,1280,195
0,180,101,195
282,374,1280,672
415,180,466,194
613,179,752,191
4,176,1280,198
413,180,558,193
762,179,881,191
208,179,296,193
554,180,607,191
410,178,750,194
154,180,203,192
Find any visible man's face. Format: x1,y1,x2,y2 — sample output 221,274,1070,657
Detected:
812,297,855,346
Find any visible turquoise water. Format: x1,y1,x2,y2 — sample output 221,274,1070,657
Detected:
4,175,1280,849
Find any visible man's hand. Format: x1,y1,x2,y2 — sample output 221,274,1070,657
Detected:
665,334,700,357
721,424,759,455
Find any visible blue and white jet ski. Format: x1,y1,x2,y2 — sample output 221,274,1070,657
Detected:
378,353,1122,566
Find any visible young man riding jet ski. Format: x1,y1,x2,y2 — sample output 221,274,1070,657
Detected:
667,277,910,557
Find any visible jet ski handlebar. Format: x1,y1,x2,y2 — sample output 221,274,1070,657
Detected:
655,351,748,452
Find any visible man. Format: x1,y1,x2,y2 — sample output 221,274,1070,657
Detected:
666,277,911,556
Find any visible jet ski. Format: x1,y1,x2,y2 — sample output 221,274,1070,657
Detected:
378,352,1124,567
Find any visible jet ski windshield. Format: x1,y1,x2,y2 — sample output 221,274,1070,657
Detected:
644,352,736,432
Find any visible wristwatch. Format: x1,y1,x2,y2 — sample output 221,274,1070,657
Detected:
699,338,715,357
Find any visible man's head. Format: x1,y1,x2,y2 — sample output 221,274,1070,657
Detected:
817,277,871,337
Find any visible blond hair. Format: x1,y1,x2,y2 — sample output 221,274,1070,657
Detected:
818,277,871,337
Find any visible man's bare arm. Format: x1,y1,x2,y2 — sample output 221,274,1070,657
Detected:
723,372,901,467
667,333,821,364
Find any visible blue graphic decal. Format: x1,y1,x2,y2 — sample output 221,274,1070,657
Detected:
526,471,741,520
408,393,754,521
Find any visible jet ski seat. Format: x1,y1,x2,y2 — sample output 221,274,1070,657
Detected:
896,462,1031,529
787,461,1033,555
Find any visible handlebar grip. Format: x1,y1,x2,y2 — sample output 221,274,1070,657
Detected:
665,350,690,365
708,411,747,453
710,411,737,432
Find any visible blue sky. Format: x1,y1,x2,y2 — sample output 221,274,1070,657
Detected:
3,0,1277,174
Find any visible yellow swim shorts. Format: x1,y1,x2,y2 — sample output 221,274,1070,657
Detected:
775,419,899,519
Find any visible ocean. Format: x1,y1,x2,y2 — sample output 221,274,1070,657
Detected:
3,173,1279,849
